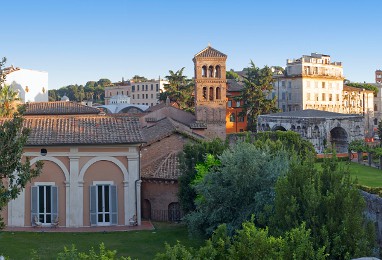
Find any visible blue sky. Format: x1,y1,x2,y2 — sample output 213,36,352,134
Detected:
1,0,382,89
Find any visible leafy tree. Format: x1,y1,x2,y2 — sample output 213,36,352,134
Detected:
56,243,130,260
1,86,42,231
226,69,239,80
271,66,285,74
155,220,326,260
0,84,20,117
131,75,148,83
346,82,378,95
48,89,58,101
254,131,316,161
0,59,43,229
178,139,227,215
160,68,195,113
184,142,289,236
377,120,382,147
96,78,112,87
240,61,278,131
272,153,375,259
0,57,7,85
85,81,96,89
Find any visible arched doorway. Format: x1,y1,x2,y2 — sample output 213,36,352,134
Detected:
272,125,287,131
330,127,348,153
142,199,151,220
168,202,181,222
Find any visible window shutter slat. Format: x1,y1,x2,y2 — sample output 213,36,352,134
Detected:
110,185,118,225
31,186,38,226
90,186,97,226
51,186,58,223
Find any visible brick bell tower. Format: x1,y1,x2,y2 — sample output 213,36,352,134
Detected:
192,45,227,140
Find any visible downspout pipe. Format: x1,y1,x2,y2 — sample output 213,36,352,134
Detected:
134,144,142,225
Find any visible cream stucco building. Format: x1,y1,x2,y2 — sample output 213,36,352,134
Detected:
272,53,344,113
105,79,168,107
1,102,144,228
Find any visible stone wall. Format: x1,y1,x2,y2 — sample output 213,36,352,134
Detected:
362,191,382,244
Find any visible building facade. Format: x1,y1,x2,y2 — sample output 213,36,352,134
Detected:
193,46,227,139
4,66,48,103
258,110,364,153
226,79,247,133
104,79,168,107
272,53,344,113
376,70,382,84
1,102,144,228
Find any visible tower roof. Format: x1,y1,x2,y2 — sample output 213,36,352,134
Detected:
194,46,227,58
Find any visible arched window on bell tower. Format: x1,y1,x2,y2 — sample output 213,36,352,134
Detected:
202,66,207,77
203,87,207,100
209,87,214,101
216,87,221,100
215,65,221,78
208,66,214,77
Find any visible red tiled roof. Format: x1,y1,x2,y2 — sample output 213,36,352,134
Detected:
141,152,180,180
194,46,227,58
25,102,101,115
142,118,176,146
0,115,144,146
227,79,244,92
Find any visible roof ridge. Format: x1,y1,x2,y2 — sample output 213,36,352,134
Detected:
194,46,227,58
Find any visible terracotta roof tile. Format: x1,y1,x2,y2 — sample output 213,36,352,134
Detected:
0,115,144,146
141,152,180,180
25,102,101,115
194,46,227,58
142,118,176,145
227,79,244,92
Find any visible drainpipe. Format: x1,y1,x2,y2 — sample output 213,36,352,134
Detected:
134,144,142,225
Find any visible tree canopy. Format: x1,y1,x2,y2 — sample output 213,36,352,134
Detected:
48,78,112,103
131,75,148,82
178,139,227,215
226,69,240,80
0,57,43,229
271,154,375,259
346,82,379,95
159,68,195,113
239,61,278,131
184,142,289,236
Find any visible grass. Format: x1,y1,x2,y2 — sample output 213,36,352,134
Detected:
347,162,382,187
315,161,382,187
0,222,203,260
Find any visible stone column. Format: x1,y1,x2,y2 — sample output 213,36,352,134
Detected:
127,157,139,225
69,155,81,227
123,180,129,225
64,181,70,227
136,180,142,225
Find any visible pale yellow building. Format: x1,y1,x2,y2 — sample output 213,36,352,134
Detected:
273,53,344,113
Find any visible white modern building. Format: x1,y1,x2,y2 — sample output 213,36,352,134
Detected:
4,66,48,103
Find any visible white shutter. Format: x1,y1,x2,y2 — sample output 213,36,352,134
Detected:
31,186,38,226
90,186,97,226
51,186,58,223
110,185,118,225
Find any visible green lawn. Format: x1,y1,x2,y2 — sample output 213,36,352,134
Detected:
347,162,382,187
315,161,382,187
0,222,203,260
